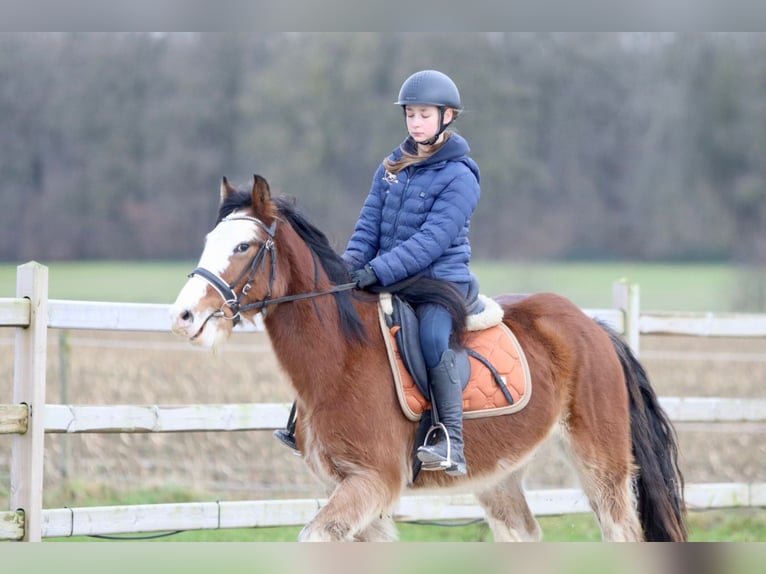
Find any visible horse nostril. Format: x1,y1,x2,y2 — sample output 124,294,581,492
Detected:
180,310,193,323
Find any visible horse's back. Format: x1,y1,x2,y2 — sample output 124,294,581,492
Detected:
500,289,631,442
495,290,627,416
496,291,601,337
497,290,623,370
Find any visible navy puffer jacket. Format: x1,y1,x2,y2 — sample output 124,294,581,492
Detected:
342,133,480,287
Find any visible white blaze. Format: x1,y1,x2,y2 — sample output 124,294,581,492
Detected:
169,212,263,346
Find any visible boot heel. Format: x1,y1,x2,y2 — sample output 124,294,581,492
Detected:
445,461,467,476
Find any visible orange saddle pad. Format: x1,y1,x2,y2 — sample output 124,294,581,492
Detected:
378,300,532,422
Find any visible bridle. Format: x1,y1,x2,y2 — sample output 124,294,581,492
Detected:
188,214,356,327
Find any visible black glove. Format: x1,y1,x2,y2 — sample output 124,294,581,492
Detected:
351,264,378,289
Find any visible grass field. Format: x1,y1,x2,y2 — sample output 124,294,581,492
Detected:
41,510,766,542
33,483,766,542
2,259,765,542
6,478,762,542
1,259,762,311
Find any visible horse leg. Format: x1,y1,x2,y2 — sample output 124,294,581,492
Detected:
560,426,643,541
476,467,542,542
354,514,398,542
299,473,399,542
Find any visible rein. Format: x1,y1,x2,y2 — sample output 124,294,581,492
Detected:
188,214,356,326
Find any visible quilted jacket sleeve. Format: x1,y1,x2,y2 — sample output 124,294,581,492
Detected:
341,164,386,271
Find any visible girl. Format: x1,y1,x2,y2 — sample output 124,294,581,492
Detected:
344,69,481,476
276,69,481,477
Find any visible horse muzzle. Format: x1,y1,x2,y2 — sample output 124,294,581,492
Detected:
170,304,230,347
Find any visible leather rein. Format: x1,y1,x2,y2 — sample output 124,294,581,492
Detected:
188,214,356,327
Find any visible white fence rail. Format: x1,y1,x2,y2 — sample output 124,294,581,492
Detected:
2,398,765,437
2,483,764,541
2,261,765,541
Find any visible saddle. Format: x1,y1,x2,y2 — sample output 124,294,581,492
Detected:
378,288,532,423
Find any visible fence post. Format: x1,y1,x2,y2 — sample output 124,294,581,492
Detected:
612,279,640,356
58,329,71,479
11,262,49,542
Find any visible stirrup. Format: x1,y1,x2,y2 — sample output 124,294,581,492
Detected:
417,423,460,473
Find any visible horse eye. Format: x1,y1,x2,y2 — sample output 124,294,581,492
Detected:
235,242,250,253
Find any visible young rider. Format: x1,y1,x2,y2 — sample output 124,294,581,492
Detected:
276,69,481,477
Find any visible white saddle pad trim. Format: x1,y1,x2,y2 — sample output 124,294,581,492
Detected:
379,293,503,331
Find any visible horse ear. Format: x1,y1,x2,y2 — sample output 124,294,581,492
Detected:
220,176,236,204
251,174,277,223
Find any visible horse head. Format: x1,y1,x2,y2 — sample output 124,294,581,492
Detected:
169,174,281,347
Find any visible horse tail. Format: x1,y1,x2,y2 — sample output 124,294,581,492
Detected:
600,322,688,541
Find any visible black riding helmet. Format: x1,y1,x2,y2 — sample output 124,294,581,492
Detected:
395,70,462,145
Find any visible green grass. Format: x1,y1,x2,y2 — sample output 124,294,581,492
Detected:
3,260,765,543
34,480,765,542
2,259,762,312
46,509,766,542
473,261,743,312
44,510,766,542
0,260,194,304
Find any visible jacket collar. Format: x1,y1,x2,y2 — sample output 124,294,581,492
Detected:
394,132,471,169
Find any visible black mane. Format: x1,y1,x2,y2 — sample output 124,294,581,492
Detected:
217,190,366,342
216,190,467,347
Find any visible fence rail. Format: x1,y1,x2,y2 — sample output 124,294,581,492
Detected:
3,482,765,541
2,262,766,541
2,398,765,437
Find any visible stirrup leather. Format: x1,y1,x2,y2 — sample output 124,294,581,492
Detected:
417,422,459,472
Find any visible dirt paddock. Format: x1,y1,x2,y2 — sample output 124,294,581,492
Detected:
1,330,765,505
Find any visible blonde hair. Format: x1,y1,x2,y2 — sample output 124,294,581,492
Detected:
383,107,461,174
384,131,454,175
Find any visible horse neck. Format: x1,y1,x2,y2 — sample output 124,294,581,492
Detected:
261,230,363,402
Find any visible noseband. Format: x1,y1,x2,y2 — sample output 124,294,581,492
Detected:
188,214,355,327
188,215,278,327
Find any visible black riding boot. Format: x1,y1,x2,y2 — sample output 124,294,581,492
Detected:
416,350,467,476
273,401,300,454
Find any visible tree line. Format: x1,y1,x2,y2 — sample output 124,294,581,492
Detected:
1,33,765,265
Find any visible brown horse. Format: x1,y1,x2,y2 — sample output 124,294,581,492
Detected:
169,175,687,542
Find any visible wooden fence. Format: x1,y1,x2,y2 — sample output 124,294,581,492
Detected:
2,261,766,541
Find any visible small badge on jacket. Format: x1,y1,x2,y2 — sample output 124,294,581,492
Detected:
383,171,399,184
